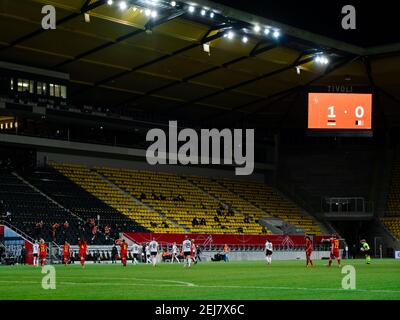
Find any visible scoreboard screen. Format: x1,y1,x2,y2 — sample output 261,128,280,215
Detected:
308,93,372,130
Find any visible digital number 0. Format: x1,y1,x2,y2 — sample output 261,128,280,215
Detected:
355,106,364,118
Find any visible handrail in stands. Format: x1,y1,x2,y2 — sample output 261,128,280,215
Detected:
0,219,35,243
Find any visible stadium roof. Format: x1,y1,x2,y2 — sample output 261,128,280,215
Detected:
0,0,399,128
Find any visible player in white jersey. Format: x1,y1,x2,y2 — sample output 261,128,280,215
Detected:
32,241,39,267
171,242,180,263
132,242,140,265
149,238,159,266
265,239,273,265
182,236,192,268
145,244,151,264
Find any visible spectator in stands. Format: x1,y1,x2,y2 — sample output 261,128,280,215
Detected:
105,225,110,234
51,223,59,241
140,192,146,200
89,218,96,227
90,225,98,244
200,218,206,226
104,225,111,241
35,220,44,239
92,225,98,236
214,216,220,223
192,217,199,227
160,193,166,201
78,223,85,239
262,226,267,234
161,221,169,228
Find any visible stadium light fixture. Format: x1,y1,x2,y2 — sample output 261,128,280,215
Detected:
118,1,127,10
171,1,176,7
107,0,113,5
151,10,158,18
242,36,248,43
201,9,206,16
203,43,210,54
227,31,235,40
314,54,329,65
145,8,151,16
188,6,195,13
253,25,261,33
264,28,270,35
210,12,215,18
273,30,280,38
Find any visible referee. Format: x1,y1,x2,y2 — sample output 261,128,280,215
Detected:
360,239,371,264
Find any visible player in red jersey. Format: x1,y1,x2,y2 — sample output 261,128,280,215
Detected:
78,238,87,268
38,239,47,266
323,234,341,268
63,241,70,266
119,239,128,267
305,236,314,268
190,239,196,264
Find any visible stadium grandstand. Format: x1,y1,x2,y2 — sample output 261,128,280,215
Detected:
0,0,399,270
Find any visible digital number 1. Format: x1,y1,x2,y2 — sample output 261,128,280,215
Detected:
328,106,336,118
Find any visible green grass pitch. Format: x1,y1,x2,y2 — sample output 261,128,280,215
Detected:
0,259,399,300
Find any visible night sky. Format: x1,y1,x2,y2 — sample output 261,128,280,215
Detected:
212,0,399,47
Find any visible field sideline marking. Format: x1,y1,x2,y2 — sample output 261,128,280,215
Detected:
1,280,400,294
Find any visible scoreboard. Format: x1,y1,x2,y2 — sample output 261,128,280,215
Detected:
308,93,372,130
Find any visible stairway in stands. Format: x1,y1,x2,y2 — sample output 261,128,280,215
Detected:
23,164,149,233
185,175,269,234
218,178,323,235
94,169,187,233
0,170,80,243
